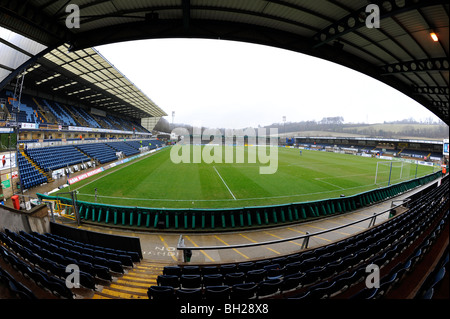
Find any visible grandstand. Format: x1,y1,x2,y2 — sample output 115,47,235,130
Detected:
295,136,445,162
0,90,152,133
0,0,448,311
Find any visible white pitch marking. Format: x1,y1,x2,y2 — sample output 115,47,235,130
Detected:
213,166,237,200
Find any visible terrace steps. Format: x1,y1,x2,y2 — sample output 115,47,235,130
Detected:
91,261,166,299
60,103,85,127
32,97,52,124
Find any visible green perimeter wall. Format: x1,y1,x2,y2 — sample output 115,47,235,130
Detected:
37,171,442,232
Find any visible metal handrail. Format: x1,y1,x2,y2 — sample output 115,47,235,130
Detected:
177,198,410,253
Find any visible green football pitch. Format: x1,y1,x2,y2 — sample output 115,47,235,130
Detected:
58,146,437,209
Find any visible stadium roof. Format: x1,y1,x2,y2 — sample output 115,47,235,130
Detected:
29,44,166,118
0,0,448,124
0,28,166,120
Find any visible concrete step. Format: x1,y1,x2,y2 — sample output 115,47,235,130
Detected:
91,261,167,299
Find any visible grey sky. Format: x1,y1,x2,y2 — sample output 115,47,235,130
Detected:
96,38,441,129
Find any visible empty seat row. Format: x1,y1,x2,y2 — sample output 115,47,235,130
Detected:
25,145,90,172
106,142,140,156
1,89,152,132
41,99,77,126
1,230,114,283
17,152,48,189
76,143,118,164
73,106,101,128
0,244,73,299
42,232,140,263
0,261,37,300
347,208,449,300
417,244,449,299
148,279,288,300
154,176,449,300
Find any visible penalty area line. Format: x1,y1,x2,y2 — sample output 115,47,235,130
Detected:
213,166,237,200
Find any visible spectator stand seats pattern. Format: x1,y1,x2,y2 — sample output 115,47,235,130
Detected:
417,247,448,299
1,89,155,132
149,175,449,300
41,99,77,126
1,235,72,299
25,145,91,172
0,251,38,300
74,107,102,129
76,143,118,164
125,139,163,151
17,138,165,190
106,142,140,157
17,152,48,190
0,229,140,299
0,90,48,125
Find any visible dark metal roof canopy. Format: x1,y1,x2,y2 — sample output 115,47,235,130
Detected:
1,0,448,124
38,44,165,118
1,42,167,119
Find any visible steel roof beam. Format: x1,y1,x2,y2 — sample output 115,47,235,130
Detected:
0,0,69,46
182,0,190,32
312,0,449,49
413,86,450,96
380,58,449,75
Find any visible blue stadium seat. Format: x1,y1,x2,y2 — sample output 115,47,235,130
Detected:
76,143,118,164
147,286,176,300
25,145,90,172
204,285,230,300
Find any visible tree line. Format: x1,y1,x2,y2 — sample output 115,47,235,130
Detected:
153,116,448,139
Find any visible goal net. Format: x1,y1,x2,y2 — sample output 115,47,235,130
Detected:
374,161,413,186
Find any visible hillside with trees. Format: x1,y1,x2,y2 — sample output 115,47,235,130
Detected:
258,117,448,140
154,116,449,141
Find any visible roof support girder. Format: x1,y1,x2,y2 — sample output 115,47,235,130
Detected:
182,0,190,32
312,0,449,49
0,46,54,90
0,0,69,46
413,86,450,96
380,58,449,75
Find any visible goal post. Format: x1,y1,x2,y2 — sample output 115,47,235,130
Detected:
374,160,412,186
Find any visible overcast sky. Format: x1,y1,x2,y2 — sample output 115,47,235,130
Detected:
96,38,442,129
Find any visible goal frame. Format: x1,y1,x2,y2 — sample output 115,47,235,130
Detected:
374,161,405,186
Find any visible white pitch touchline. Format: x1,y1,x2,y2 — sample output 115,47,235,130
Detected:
213,166,237,200
314,178,345,190
313,173,372,190
315,173,370,180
